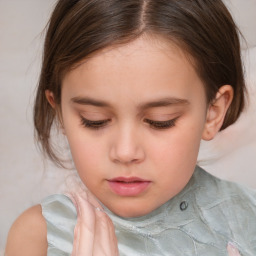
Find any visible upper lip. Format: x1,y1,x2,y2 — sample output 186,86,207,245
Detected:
108,177,150,182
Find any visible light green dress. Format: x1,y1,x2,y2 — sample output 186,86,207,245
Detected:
41,166,256,255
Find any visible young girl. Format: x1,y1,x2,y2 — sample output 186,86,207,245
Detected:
5,0,256,255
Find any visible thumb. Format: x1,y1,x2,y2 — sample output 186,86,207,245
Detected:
227,242,241,256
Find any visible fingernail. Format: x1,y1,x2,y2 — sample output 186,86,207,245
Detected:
68,193,80,216
95,206,105,212
228,242,239,252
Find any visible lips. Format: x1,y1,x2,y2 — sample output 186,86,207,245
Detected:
107,177,151,196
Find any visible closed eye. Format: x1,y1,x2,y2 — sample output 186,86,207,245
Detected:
144,117,178,129
80,116,111,130
80,116,179,130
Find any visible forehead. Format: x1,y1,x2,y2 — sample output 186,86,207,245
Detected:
62,36,206,105
77,35,192,72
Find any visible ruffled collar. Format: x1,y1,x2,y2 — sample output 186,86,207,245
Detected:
101,166,201,234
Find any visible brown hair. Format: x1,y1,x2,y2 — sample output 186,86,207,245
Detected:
34,0,246,167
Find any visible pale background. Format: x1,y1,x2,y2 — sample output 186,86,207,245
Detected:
0,0,255,254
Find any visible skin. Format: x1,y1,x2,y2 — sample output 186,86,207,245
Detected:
69,191,119,255
5,205,47,255
59,36,232,218
5,36,234,255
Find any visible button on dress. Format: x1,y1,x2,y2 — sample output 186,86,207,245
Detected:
41,166,256,255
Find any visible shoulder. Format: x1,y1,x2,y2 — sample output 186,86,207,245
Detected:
41,193,77,216
194,166,256,247
41,194,77,228
194,166,256,206
5,204,47,256
41,194,77,254
193,168,256,252
5,194,77,256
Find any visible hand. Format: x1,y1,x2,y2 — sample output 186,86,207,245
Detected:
69,191,119,256
227,242,241,256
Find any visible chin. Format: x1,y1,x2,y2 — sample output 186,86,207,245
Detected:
109,203,155,218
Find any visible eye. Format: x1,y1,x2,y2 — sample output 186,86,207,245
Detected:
144,117,178,129
80,116,111,130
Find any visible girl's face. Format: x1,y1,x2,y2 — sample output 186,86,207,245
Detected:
61,36,209,217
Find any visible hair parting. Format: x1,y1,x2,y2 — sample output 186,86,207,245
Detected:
34,0,247,167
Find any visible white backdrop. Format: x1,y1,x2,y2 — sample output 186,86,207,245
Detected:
0,0,256,253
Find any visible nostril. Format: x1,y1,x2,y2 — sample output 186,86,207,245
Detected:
109,132,145,164
113,157,140,165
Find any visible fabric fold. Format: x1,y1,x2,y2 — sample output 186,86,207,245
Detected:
41,166,256,255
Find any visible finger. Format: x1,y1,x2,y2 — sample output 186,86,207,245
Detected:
106,212,119,255
227,242,241,256
69,189,104,211
68,191,118,255
93,208,119,256
87,190,104,210
71,194,96,256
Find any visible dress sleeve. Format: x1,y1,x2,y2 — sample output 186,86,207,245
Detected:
41,194,77,256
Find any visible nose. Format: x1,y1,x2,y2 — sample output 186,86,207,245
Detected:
109,124,145,165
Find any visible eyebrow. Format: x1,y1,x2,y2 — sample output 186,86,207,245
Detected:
71,97,110,107
70,96,190,110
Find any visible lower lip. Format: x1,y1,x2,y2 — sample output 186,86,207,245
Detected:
108,180,151,196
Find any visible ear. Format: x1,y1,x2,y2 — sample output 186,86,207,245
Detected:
45,90,56,108
45,90,66,134
202,85,233,141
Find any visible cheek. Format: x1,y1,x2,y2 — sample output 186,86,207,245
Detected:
148,123,204,169
64,126,106,177
62,112,104,164
69,140,105,190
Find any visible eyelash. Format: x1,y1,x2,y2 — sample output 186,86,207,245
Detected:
80,117,110,130
80,117,178,130
144,118,178,129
